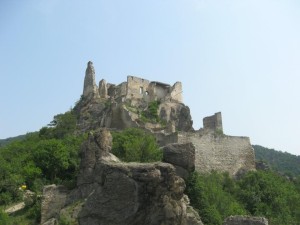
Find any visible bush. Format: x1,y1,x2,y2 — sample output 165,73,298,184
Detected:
141,101,160,123
112,128,162,162
186,172,246,225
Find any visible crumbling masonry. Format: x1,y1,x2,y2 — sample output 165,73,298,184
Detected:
79,61,255,176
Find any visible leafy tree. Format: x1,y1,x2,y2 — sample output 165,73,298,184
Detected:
253,145,300,178
237,171,300,225
39,111,77,139
186,172,246,225
112,128,162,162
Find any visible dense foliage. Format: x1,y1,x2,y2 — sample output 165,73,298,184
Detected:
254,145,300,177
186,171,300,225
0,110,86,224
0,135,26,147
2,110,300,225
112,128,162,162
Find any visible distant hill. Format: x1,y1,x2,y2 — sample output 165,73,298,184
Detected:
0,134,27,147
253,145,300,177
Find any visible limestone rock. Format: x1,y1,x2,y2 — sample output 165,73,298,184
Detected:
83,61,98,97
42,128,203,225
41,185,69,225
98,79,108,98
78,162,189,225
5,202,25,214
23,190,36,206
159,102,193,132
163,142,195,179
223,216,268,225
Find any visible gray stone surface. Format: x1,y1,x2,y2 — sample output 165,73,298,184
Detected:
23,190,36,206
41,184,69,225
83,61,98,97
42,129,203,225
163,143,195,178
98,79,108,98
203,112,223,132
223,216,268,225
77,62,191,133
178,131,255,176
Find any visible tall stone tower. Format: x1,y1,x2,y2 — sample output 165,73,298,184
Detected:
83,61,98,97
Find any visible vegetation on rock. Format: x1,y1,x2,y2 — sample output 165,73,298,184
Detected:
2,105,300,224
112,128,162,162
140,100,160,123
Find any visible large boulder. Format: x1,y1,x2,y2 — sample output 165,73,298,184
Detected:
41,185,69,225
78,162,188,225
163,142,195,179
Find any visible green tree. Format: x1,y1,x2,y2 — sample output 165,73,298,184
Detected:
39,111,77,139
112,128,162,162
237,171,300,225
186,172,246,225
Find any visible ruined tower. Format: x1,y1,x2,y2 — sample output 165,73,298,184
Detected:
83,61,98,97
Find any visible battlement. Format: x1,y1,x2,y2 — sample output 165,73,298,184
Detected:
203,112,223,132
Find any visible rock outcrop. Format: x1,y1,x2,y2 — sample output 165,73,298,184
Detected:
163,142,195,179
41,185,69,225
76,62,193,133
223,216,268,225
83,61,98,97
41,129,203,225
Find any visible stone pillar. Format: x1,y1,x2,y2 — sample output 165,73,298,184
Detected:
83,61,98,97
99,79,108,98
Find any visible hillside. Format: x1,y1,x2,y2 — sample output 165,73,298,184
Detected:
253,145,300,177
0,134,27,147
1,63,300,224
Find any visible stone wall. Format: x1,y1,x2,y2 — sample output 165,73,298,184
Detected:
178,131,255,176
82,61,183,106
203,112,223,132
170,82,183,103
126,76,150,100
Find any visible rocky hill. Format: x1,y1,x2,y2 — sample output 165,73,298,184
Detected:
73,61,256,177
36,61,270,225
254,145,300,177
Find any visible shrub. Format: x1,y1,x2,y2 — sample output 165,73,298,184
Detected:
112,128,162,162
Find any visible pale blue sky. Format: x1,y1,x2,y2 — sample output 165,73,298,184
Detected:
1,0,300,155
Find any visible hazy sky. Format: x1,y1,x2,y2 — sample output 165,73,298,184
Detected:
1,0,300,155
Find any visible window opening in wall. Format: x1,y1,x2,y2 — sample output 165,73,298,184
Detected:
140,87,143,94
145,91,149,95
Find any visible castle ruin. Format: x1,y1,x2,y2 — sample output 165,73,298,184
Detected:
83,61,183,105
79,61,255,176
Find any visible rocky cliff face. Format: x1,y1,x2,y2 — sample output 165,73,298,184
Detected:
41,129,203,225
75,62,193,133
